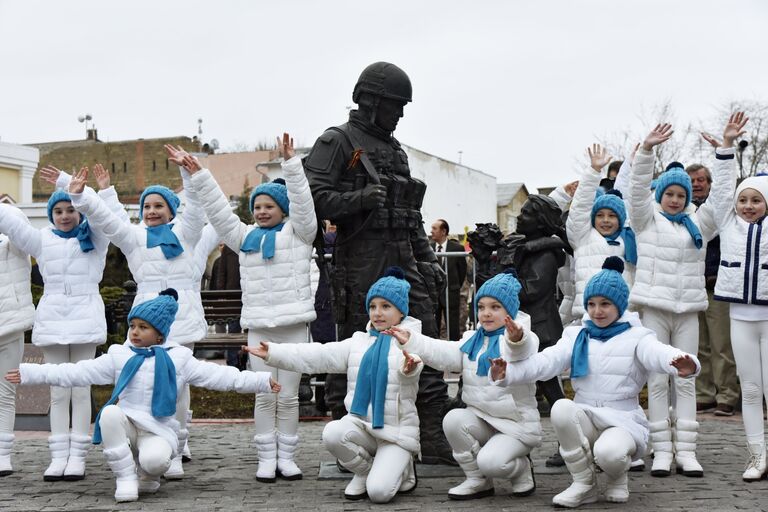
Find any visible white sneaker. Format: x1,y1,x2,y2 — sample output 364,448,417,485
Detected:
344,474,368,500
114,475,139,502
163,456,184,480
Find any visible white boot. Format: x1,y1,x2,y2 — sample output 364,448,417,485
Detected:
674,419,703,477
552,445,598,508
649,420,673,477
0,433,14,476
340,452,372,500
398,457,418,494
163,428,187,480
63,433,90,481
604,472,629,503
509,455,536,497
253,432,277,483
43,434,70,482
276,432,302,480
742,443,767,482
103,444,138,503
137,467,162,494
181,410,192,462
448,448,495,500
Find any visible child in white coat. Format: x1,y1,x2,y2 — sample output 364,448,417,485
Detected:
490,257,699,507
5,289,279,503
567,144,636,319
0,205,35,477
244,267,421,504
385,269,541,500
0,164,122,481
627,122,732,477
68,153,207,478
178,134,317,482
706,112,768,480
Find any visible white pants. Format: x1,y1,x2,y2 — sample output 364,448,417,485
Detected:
247,324,307,436
551,399,636,477
442,408,531,477
730,318,768,445
322,416,412,504
641,307,698,424
176,342,193,443
42,343,99,436
99,405,172,476
0,332,24,434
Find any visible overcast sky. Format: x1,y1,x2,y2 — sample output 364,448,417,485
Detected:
1,0,766,190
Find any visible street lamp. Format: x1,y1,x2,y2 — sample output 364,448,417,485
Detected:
77,114,93,132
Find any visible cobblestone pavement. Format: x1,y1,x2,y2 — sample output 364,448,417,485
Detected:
1,413,765,511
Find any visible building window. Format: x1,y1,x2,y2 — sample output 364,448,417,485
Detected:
152,160,156,172
165,159,169,170
123,162,127,173
111,162,115,173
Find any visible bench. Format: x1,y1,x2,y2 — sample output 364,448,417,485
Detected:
111,281,247,349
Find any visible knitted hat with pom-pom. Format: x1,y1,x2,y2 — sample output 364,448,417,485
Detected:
654,169,692,208
474,268,522,319
140,185,181,220
366,267,411,317
583,257,629,316
127,288,179,341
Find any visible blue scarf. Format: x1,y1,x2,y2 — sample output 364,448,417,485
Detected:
605,227,637,265
92,345,177,444
660,212,702,249
146,224,184,259
570,320,632,379
350,329,391,429
240,223,285,259
52,219,94,253
460,326,506,377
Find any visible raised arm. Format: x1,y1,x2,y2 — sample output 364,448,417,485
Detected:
187,166,248,253
0,204,42,259
567,144,610,244
629,124,674,232
279,134,318,245
549,181,576,212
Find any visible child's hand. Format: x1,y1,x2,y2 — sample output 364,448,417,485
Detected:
489,357,507,382
402,350,418,375
671,354,697,377
504,316,523,343
4,369,20,384
38,165,63,186
588,143,612,172
277,132,295,161
269,378,281,393
700,132,722,149
383,326,411,345
180,155,202,174
241,342,269,359
563,180,579,198
722,111,748,149
69,167,88,194
93,163,110,190
641,123,673,151
629,142,641,163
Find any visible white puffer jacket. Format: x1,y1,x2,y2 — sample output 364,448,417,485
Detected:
567,168,635,317
401,311,542,447
0,206,34,339
709,149,768,304
190,156,317,329
266,316,424,454
495,311,700,456
70,176,207,345
20,340,271,456
628,148,728,313
0,187,125,346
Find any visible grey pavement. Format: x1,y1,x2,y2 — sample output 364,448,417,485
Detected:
1,413,766,512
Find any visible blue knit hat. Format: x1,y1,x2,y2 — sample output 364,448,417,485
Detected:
583,257,629,316
654,169,692,207
140,186,180,220
366,267,411,317
47,190,77,224
250,178,289,216
591,189,626,232
474,268,522,319
127,288,179,341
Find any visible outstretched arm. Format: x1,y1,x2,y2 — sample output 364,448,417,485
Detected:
386,326,464,372
15,355,115,387
0,204,42,259
183,356,277,393
247,337,353,375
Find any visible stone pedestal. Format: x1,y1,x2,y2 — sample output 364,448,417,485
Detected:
14,344,50,431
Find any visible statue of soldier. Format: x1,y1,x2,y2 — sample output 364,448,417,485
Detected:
303,62,454,465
